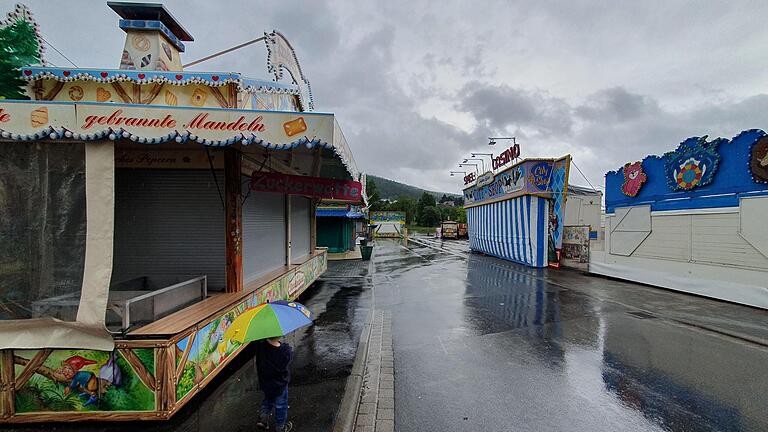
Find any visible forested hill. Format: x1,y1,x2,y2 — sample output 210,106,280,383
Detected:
368,174,460,200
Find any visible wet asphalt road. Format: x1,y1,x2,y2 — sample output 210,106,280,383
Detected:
0,264,372,432
4,238,768,432
375,237,768,432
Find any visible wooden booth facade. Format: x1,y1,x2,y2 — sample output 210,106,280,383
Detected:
0,2,363,422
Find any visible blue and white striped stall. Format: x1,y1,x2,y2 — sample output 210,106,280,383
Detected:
463,156,572,268
467,195,549,267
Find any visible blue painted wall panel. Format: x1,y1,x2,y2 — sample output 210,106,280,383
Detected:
606,129,768,213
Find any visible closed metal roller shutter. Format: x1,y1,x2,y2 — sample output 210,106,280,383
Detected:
112,169,226,290
290,196,312,261
243,190,286,282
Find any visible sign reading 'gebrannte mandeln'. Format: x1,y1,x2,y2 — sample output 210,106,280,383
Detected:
0,101,334,144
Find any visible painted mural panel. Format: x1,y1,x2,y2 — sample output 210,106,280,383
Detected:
463,157,571,207
463,163,527,205
174,252,326,400
369,211,405,223
194,310,241,383
13,349,155,413
561,226,590,271
750,136,768,183
547,157,570,268
175,334,196,401
605,129,768,213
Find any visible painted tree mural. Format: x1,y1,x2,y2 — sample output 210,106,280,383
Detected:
0,4,42,100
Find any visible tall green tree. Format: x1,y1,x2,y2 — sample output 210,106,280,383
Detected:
366,177,383,211
418,206,442,227
0,18,39,100
415,192,436,224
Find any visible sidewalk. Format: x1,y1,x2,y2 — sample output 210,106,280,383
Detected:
353,310,394,432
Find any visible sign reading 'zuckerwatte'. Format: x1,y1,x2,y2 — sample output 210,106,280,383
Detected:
251,172,363,202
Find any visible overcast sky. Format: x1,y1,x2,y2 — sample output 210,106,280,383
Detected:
9,0,768,193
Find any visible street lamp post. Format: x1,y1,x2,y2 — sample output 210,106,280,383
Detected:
458,163,479,175
471,152,494,171
488,136,516,146
462,158,486,173
487,137,520,165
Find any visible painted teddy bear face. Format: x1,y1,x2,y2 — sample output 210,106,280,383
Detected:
621,161,647,197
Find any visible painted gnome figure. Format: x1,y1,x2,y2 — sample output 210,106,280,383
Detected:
61,353,123,406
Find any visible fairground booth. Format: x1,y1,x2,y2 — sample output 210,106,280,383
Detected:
464,156,572,268
591,130,768,309
462,139,602,270
369,211,406,238
0,3,363,422
316,203,367,259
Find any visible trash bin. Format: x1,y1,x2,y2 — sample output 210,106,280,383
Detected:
361,245,374,261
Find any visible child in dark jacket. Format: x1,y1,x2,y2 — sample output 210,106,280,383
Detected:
256,337,293,432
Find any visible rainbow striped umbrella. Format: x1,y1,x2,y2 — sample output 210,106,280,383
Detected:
224,301,313,343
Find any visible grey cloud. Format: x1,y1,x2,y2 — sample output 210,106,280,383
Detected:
570,91,768,190
456,82,573,136
12,0,768,194
576,87,660,122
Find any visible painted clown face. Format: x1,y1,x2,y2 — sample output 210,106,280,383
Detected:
621,161,647,197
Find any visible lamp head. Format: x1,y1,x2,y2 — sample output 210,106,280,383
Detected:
489,139,496,146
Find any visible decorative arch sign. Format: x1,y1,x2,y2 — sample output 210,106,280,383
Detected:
265,31,314,111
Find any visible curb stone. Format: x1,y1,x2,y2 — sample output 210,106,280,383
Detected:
333,309,374,432
352,310,394,432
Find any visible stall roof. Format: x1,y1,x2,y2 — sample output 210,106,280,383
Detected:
0,99,360,180
568,184,602,196
20,66,300,96
108,1,194,41
317,208,366,218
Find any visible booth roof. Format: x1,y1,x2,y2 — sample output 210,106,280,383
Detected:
567,184,602,197
21,66,302,99
316,208,366,218
0,99,360,180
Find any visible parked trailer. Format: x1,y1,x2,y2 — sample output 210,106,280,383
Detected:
441,221,459,239
458,223,468,238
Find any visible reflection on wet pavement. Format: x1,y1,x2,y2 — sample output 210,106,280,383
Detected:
378,238,768,432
